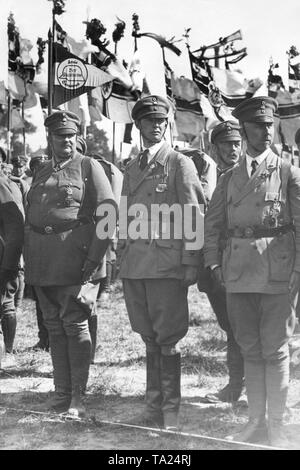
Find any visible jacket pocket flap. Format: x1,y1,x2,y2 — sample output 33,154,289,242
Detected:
155,239,182,250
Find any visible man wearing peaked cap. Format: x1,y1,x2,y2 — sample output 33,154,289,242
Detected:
119,95,206,431
204,95,300,448
211,120,242,176
44,110,81,135
131,95,170,121
200,120,244,405
24,110,117,418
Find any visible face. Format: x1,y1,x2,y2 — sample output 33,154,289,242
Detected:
136,116,168,146
215,140,242,168
50,132,77,161
12,164,26,177
242,121,274,155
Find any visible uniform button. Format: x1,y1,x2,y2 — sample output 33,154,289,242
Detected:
145,240,150,245
233,245,238,249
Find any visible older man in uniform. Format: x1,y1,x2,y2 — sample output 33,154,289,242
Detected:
119,95,205,430
24,111,116,417
204,97,300,448
203,121,244,404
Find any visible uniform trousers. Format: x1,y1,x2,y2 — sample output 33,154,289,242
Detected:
34,283,98,337
122,279,188,354
227,292,296,419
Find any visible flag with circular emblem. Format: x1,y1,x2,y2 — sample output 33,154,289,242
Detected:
53,42,114,107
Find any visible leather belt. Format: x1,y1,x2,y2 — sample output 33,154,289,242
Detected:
226,223,294,239
29,219,90,235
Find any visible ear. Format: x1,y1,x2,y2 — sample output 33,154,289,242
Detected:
135,119,141,131
210,143,218,161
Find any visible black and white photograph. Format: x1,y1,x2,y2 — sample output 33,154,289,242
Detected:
0,0,300,453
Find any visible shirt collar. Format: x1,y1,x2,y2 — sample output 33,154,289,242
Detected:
246,148,270,168
141,140,165,161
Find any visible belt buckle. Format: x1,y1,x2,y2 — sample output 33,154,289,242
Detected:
244,227,254,238
44,225,53,234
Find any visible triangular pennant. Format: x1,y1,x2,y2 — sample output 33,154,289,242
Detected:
52,43,114,107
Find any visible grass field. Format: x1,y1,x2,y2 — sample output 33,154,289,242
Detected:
0,282,300,450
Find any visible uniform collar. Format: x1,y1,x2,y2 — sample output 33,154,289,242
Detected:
246,148,270,167
141,140,165,163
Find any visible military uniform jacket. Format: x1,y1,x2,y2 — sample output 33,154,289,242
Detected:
204,151,300,294
119,142,205,279
0,175,24,270
24,152,115,286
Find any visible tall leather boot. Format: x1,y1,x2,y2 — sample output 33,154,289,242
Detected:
48,334,72,412
1,314,16,353
67,332,91,418
205,332,244,403
226,360,267,442
226,332,244,398
144,351,163,427
160,353,181,431
266,357,290,448
88,315,98,364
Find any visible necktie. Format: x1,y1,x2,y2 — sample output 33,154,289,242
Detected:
139,149,149,171
250,159,258,176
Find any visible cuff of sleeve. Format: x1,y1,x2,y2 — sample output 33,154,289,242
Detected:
204,252,222,269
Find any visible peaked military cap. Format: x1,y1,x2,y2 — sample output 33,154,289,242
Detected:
29,154,49,171
132,95,170,121
211,120,241,144
76,135,87,155
232,96,278,123
295,128,300,145
44,110,81,134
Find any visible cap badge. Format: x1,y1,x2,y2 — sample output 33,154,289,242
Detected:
260,100,266,114
152,97,157,103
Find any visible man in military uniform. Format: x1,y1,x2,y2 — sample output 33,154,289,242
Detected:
119,95,205,430
24,111,116,417
0,165,24,367
204,97,300,448
203,121,244,403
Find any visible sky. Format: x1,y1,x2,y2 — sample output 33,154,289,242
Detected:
4,0,300,152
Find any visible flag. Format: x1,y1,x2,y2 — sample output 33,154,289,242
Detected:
52,42,114,107
171,75,205,143
211,67,263,108
24,92,48,151
288,47,300,92
136,33,181,56
89,50,146,124
89,83,137,123
0,6,9,98
189,51,211,96
275,89,300,146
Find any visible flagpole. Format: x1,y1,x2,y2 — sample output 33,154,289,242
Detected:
47,28,53,115
7,91,12,163
161,46,174,147
22,99,26,156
